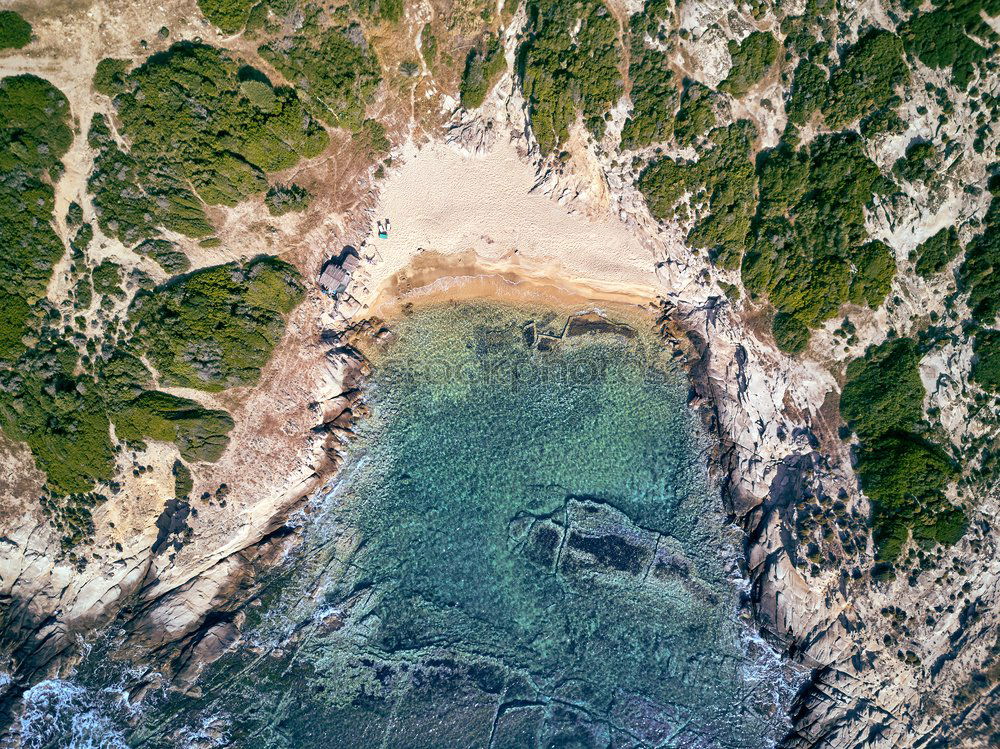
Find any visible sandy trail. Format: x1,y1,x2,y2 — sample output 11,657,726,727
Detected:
351,137,661,314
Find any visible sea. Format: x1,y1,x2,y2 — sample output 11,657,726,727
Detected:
8,302,797,748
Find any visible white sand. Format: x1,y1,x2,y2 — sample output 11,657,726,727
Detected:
351,138,660,311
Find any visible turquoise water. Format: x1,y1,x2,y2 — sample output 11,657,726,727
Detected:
18,302,792,748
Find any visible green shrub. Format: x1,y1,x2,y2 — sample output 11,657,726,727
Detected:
421,24,437,66
130,256,305,391
246,2,269,32
971,329,1000,392
0,75,72,360
913,505,967,548
66,201,84,227
620,0,676,149
914,226,962,278
639,121,758,269
893,140,937,184
823,30,908,128
900,0,995,89
673,81,716,146
785,60,827,126
71,224,93,256
859,433,959,562
93,58,129,97
860,107,906,139
134,239,191,275
520,0,622,153
74,275,93,310
636,157,689,220
0,10,31,50
265,183,312,215
0,65,272,507
858,434,955,509
961,198,1000,323
357,118,390,157
92,260,124,298
240,79,278,111
87,113,169,244
841,338,964,563
772,312,810,354
96,350,152,403
460,33,506,109
841,338,925,439
197,0,255,34
848,240,895,308
684,122,757,268
0,341,116,495
742,133,894,338
259,26,381,130
173,459,194,497
720,31,779,98
90,43,329,242
111,390,234,462
380,0,404,22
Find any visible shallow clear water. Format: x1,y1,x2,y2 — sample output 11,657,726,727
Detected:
16,302,793,748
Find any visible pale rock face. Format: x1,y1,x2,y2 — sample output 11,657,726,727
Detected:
678,23,732,88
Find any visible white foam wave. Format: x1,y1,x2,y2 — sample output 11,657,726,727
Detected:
17,679,129,749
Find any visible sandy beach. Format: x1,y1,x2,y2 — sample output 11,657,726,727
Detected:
350,137,662,315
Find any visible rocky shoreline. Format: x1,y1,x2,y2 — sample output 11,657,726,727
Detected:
3,2,1000,740
0,317,376,734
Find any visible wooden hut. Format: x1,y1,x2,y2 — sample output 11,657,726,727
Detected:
318,246,360,296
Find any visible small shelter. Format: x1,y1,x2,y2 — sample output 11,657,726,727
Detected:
318,246,360,297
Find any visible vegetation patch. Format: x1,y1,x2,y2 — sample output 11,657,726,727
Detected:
0,339,117,496
822,30,908,129
638,121,758,269
265,183,313,216
742,133,895,351
673,81,716,146
259,24,381,130
112,390,234,462
860,107,906,140
92,260,125,299
460,33,506,109
840,338,963,565
620,0,677,149
961,196,1000,324
0,10,32,50
914,227,962,278
971,329,1000,392
197,0,256,33
899,0,997,89
841,338,925,439
0,75,72,360
720,31,778,98
0,254,300,513
134,239,191,275
93,58,129,97
893,140,937,184
785,60,827,126
173,459,194,498
87,113,173,244
130,257,305,391
520,0,622,153
772,312,810,354
90,43,328,242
